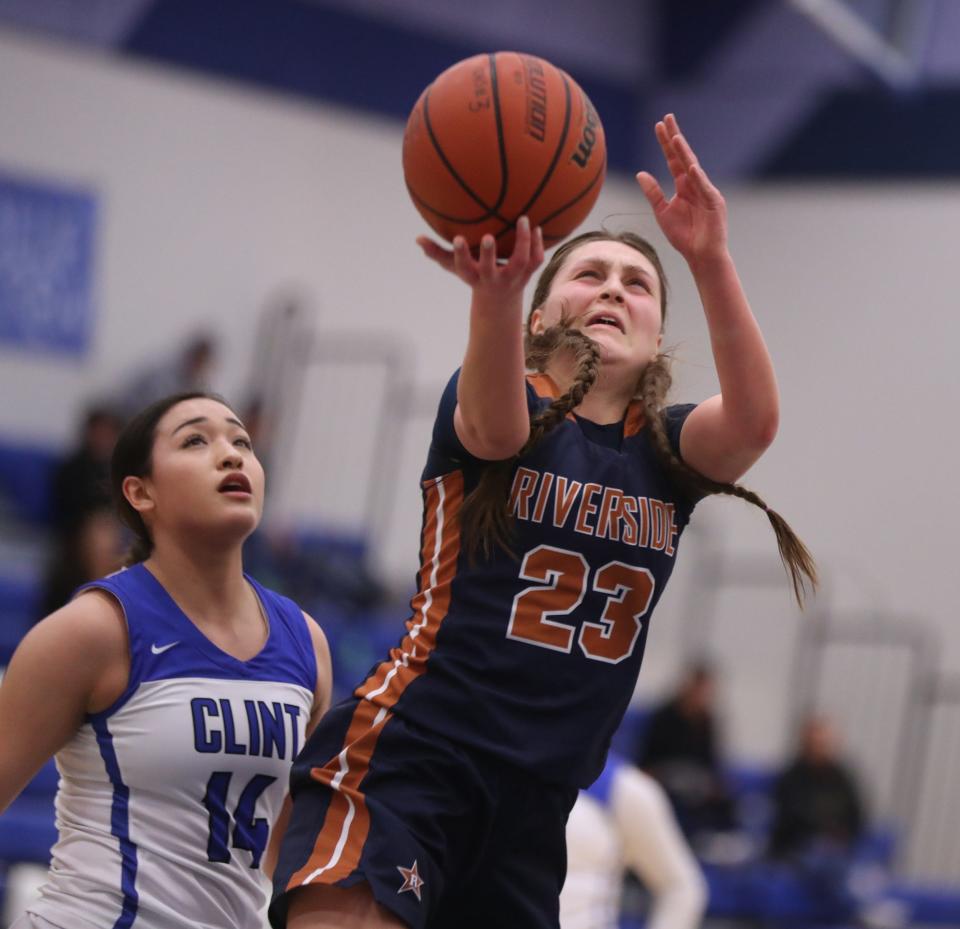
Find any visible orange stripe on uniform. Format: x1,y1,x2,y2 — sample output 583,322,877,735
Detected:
288,698,389,888
287,471,464,890
623,400,645,437
527,372,561,400
526,372,579,421
356,470,463,708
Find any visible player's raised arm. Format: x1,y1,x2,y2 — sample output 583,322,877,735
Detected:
637,113,779,484
418,217,544,460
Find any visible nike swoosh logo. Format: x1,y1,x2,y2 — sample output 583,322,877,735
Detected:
151,641,180,655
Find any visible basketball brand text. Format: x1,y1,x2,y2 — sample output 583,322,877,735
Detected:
571,98,600,168
523,58,547,142
468,65,491,112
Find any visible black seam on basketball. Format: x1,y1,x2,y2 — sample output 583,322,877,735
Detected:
504,69,573,229
490,69,576,243
494,160,605,242
488,52,510,215
406,183,512,226
530,162,606,232
418,66,506,222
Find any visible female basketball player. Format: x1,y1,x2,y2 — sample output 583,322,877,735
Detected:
0,392,332,929
270,114,815,929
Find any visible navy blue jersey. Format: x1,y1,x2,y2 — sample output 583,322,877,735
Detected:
354,370,698,788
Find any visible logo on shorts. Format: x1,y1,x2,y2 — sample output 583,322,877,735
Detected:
396,860,424,902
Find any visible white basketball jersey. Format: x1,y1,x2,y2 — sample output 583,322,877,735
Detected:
27,564,316,929
561,791,622,929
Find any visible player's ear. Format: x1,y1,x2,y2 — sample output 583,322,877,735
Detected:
123,476,155,516
528,307,545,335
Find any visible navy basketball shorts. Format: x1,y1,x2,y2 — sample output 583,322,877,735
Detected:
270,696,578,929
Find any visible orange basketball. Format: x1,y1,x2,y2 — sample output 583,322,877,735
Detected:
403,52,607,256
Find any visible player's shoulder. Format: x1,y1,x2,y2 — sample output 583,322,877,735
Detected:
36,588,127,652
300,609,333,718
11,589,128,698
300,609,330,657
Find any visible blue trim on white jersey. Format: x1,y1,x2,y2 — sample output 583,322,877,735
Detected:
77,564,317,726
92,716,140,929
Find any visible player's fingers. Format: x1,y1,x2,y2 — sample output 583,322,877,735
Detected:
636,172,667,212
655,120,677,157
656,122,686,183
477,234,498,277
690,163,723,206
505,216,532,274
417,236,456,271
452,236,478,281
670,126,701,173
665,113,690,154
674,173,697,205
530,225,545,268
674,162,717,213
655,119,670,147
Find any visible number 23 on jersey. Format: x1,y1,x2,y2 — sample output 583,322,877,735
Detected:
507,545,654,664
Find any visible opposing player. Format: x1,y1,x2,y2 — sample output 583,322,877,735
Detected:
270,114,815,928
560,753,707,929
0,392,332,929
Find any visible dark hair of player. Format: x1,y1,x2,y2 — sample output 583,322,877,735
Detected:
110,390,232,566
457,230,817,605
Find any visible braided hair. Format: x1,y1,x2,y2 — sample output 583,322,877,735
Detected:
458,230,817,606
636,354,817,606
458,323,601,559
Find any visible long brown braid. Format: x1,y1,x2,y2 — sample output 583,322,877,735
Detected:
458,229,817,606
458,321,601,560
637,354,817,606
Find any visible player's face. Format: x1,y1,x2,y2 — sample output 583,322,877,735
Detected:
529,240,663,370
138,397,265,545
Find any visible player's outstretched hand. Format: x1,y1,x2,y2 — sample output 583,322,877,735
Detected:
636,113,728,267
417,216,545,301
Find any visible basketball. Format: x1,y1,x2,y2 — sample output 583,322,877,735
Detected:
403,52,607,256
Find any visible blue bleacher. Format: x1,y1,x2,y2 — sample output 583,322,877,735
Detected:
0,761,58,867
0,441,59,527
612,706,960,926
0,575,40,666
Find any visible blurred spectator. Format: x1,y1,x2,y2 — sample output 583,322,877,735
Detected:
763,715,909,926
39,505,124,617
769,714,865,860
561,753,706,929
635,662,738,845
50,406,121,532
116,332,218,419
41,406,124,619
